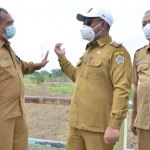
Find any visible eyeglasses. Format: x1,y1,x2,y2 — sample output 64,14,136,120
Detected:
83,19,103,26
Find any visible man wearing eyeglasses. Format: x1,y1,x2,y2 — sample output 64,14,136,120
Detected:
54,7,132,150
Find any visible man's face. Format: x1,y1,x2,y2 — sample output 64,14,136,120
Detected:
0,11,14,35
83,17,105,41
142,12,150,28
83,17,103,30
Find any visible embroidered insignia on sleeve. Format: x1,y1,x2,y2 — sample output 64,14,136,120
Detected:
110,41,122,48
115,55,124,64
114,52,124,56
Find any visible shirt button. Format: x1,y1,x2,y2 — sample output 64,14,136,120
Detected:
80,75,82,77
84,62,86,64
74,101,76,104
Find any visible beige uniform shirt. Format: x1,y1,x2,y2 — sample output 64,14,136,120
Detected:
0,40,41,121
59,36,132,132
132,43,150,129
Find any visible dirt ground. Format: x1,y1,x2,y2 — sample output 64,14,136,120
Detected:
25,86,138,150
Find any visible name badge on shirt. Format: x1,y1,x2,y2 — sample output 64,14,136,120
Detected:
137,60,147,65
1,56,9,61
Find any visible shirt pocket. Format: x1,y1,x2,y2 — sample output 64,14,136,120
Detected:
137,63,149,82
0,60,15,77
85,60,102,80
76,59,83,77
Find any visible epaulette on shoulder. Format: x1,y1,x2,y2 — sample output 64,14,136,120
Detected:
110,41,122,48
136,45,147,52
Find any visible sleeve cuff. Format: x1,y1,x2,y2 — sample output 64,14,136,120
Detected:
34,63,42,70
58,55,67,62
108,118,123,130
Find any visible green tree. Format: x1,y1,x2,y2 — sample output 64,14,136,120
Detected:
40,70,50,77
30,74,44,84
51,69,64,77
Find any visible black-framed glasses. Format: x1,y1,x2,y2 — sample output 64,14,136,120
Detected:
83,19,103,26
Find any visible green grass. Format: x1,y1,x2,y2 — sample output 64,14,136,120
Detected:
129,85,134,101
49,86,73,93
24,83,42,88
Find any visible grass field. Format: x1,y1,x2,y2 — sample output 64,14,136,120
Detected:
24,79,134,100
49,85,73,93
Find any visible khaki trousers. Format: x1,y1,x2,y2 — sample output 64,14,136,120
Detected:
0,115,28,150
137,128,150,150
66,126,114,150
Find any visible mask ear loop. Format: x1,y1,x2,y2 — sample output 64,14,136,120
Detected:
92,21,103,30
92,21,103,37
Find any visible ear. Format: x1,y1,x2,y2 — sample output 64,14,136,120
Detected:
102,21,108,30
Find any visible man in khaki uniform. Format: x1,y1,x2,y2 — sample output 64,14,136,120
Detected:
54,8,132,150
0,8,49,150
131,10,150,150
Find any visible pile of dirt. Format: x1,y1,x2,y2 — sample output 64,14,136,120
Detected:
25,87,138,150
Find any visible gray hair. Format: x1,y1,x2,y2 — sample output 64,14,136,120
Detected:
0,8,8,23
145,10,150,15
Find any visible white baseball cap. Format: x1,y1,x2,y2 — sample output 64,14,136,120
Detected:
77,7,114,27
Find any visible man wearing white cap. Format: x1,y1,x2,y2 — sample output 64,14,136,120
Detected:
54,7,132,150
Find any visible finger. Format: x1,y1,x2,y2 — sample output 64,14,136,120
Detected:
104,136,111,144
55,43,63,48
44,50,49,60
104,138,110,144
133,130,137,135
45,60,49,64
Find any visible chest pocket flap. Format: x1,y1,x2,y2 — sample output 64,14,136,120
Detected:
88,60,102,67
0,60,12,67
137,63,149,72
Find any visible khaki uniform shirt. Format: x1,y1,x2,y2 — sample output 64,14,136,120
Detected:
58,36,132,132
132,43,150,129
0,40,41,121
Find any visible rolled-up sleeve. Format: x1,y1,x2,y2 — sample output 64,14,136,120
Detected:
21,60,41,74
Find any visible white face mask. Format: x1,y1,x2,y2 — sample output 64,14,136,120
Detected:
143,23,150,40
80,22,103,43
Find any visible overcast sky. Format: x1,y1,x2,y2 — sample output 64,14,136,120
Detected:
1,0,150,72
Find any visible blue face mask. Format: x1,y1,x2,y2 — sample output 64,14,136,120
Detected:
0,24,16,39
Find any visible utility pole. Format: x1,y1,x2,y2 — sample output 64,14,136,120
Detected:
41,45,44,70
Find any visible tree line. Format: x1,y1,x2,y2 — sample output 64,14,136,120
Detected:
24,69,71,84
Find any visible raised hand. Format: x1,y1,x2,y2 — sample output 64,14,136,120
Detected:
40,50,49,68
54,43,66,57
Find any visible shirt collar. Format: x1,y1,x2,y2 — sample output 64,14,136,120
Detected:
0,40,10,49
146,42,150,52
0,40,5,48
85,36,112,50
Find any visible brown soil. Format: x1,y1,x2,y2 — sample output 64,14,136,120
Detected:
25,86,138,150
